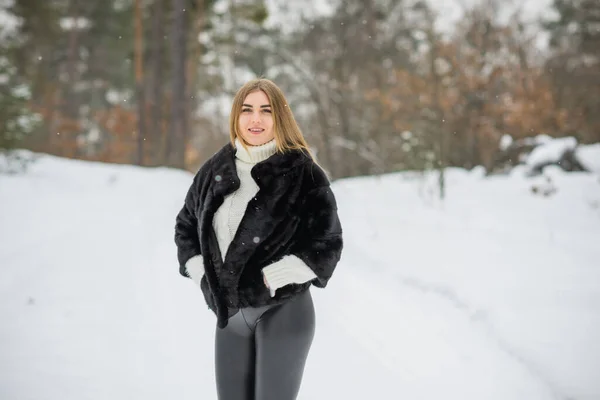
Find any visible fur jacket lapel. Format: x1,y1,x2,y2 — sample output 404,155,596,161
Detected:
202,141,311,267
176,142,342,328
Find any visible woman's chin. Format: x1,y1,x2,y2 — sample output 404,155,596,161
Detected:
242,134,273,146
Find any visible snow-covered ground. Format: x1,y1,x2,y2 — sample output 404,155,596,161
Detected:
1,151,599,400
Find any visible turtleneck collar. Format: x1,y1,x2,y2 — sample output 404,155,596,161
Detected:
234,138,277,164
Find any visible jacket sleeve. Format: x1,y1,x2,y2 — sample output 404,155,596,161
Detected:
174,171,202,278
290,185,343,288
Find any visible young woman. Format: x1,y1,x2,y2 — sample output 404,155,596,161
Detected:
174,78,343,400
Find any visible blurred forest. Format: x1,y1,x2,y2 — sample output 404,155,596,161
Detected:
0,0,598,180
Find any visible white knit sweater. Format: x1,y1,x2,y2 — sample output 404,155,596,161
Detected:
185,138,317,297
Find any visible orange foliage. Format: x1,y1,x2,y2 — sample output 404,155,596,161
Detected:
92,105,139,164
375,15,568,169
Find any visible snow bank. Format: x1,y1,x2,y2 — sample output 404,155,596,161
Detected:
576,143,600,173
525,136,577,168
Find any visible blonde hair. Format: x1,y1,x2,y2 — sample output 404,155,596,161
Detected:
229,78,313,159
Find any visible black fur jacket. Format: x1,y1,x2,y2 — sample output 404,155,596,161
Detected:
174,142,343,328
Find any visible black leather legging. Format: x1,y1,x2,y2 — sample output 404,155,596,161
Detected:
215,289,315,400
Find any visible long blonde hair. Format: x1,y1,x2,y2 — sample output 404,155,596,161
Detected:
229,78,313,159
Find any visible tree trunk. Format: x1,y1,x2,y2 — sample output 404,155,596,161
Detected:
134,0,145,166
146,0,168,165
168,0,187,169
426,11,445,200
185,0,205,155
65,0,80,120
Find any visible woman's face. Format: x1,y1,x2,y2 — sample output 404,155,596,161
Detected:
238,90,275,146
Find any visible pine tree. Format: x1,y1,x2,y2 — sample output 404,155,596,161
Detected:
0,4,41,154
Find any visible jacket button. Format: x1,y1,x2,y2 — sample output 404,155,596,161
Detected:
229,270,234,274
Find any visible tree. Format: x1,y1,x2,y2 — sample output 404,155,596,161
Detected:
0,56,42,153
543,0,600,143
146,0,166,166
167,0,188,168
0,4,41,154
279,0,429,179
7,0,136,159
134,0,145,165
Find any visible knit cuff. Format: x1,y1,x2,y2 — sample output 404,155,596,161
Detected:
185,255,205,286
262,255,318,297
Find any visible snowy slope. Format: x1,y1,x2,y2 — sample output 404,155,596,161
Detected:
1,151,599,400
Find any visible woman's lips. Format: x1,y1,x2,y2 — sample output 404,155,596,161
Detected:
248,128,264,134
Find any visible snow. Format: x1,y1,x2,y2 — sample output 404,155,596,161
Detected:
1,151,600,400
0,0,19,40
59,17,91,31
499,134,513,150
264,0,335,34
429,0,555,49
262,0,553,47
576,143,600,173
525,136,578,168
525,134,554,145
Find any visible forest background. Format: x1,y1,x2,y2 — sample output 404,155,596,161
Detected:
1,0,598,182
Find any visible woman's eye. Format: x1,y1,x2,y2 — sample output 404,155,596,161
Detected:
242,108,251,113
262,109,272,113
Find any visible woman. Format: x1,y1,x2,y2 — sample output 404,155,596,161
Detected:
174,78,343,400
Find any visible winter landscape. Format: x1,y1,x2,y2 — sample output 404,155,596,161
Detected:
2,0,600,398
1,137,599,400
